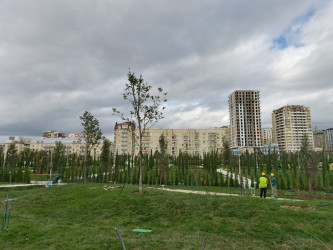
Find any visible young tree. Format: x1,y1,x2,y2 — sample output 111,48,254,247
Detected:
159,134,169,185
18,148,33,168
100,138,111,183
6,143,18,183
0,146,4,168
113,70,167,194
53,141,66,175
300,134,319,196
222,138,231,167
80,111,103,183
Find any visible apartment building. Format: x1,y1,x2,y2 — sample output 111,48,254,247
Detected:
261,143,280,155
114,122,135,155
272,105,314,152
261,128,273,145
314,128,333,152
67,133,81,138
30,138,103,157
42,131,66,138
325,128,333,151
228,90,262,149
313,130,325,151
4,136,104,158
4,136,31,157
114,122,230,156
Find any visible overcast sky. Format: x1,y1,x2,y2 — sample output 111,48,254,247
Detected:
1,0,332,142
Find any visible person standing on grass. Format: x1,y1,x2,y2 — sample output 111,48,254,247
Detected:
259,172,268,198
270,173,277,198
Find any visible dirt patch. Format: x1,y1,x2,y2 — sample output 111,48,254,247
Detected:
281,205,316,210
273,224,281,229
278,243,294,249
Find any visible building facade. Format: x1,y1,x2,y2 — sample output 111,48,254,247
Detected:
114,122,135,155
4,137,31,157
261,143,280,155
313,129,325,151
114,122,230,156
4,136,104,158
261,128,273,145
229,90,262,148
325,128,333,151
314,128,333,152
42,131,66,138
30,138,103,157
272,105,314,152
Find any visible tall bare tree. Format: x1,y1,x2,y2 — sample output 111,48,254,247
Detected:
113,70,167,194
80,111,103,183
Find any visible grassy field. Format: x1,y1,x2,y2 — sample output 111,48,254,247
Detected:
0,184,332,249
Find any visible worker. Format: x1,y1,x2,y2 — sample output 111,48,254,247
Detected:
270,173,277,198
259,172,268,198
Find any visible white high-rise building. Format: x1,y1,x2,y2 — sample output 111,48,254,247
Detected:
228,90,262,149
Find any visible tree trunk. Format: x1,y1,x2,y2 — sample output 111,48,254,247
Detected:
139,131,143,194
139,153,143,193
84,147,87,183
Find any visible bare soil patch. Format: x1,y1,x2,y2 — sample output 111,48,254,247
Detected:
280,205,316,210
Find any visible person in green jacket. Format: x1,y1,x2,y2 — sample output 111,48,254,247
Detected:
270,173,277,198
259,172,268,198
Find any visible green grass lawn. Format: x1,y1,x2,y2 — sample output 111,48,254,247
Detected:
0,184,332,249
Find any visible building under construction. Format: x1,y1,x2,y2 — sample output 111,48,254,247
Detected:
313,127,333,152
228,90,262,149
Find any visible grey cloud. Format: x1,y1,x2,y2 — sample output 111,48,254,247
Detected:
0,0,332,142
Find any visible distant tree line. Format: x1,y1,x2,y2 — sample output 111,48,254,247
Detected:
1,134,332,196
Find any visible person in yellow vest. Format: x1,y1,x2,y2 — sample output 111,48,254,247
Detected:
259,172,268,198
